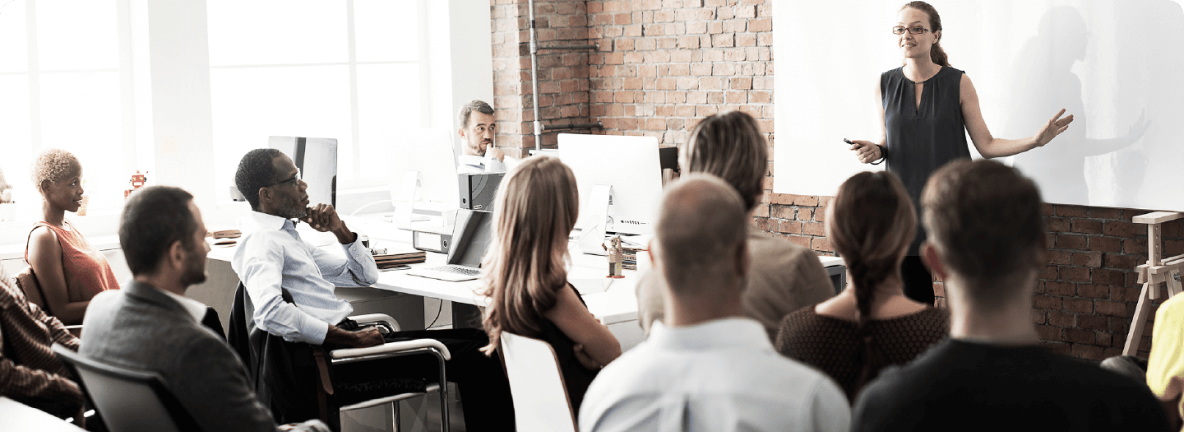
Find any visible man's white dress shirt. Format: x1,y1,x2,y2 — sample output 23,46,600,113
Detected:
231,211,379,345
162,289,209,323
579,318,850,432
457,154,518,174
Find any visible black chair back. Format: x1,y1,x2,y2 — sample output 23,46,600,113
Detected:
228,283,334,429
52,344,202,432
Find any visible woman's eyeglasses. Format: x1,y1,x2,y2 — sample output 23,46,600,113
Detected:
892,26,932,35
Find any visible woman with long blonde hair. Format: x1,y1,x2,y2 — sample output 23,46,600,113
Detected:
481,155,621,414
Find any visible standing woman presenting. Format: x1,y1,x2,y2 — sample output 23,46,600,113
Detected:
849,1,1074,304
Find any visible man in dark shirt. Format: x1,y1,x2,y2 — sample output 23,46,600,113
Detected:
0,265,82,421
851,159,1170,432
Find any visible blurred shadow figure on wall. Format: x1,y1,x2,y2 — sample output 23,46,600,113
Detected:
1009,5,1150,205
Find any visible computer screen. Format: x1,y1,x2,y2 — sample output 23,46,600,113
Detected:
268,136,337,207
447,209,493,267
387,129,461,211
557,133,663,236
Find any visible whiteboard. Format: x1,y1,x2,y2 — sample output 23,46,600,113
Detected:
773,0,1184,212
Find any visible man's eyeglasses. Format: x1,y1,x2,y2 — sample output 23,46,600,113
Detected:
266,169,301,188
893,26,932,35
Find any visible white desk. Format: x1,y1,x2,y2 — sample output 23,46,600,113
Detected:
0,397,86,432
207,217,846,351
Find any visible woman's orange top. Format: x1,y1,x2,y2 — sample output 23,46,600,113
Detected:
25,220,119,303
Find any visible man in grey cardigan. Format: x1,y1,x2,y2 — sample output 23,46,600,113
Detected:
636,111,835,341
80,186,326,432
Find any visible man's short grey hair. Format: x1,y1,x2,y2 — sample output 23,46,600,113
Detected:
457,100,495,129
655,174,748,296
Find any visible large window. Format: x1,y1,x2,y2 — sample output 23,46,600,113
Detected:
206,0,428,200
0,0,153,219
0,0,480,243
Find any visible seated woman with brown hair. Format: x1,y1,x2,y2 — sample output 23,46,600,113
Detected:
775,171,948,403
480,155,622,414
25,149,119,325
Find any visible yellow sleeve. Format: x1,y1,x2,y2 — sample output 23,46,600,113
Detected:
1147,294,1184,418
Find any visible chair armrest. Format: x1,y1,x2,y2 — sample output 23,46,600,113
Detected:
330,338,452,361
66,325,83,338
349,313,400,332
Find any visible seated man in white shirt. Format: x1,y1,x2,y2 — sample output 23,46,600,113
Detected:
578,174,850,432
232,148,383,349
231,148,513,431
456,100,517,174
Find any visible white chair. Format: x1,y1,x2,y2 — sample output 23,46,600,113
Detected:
499,332,577,432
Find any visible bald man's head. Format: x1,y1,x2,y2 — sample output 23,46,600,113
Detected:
654,174,749,298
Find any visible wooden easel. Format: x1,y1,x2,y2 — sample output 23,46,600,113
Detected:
1122,211,1184,356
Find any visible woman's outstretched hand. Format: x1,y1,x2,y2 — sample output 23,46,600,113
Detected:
850,140,882,164
1034,108,1075,147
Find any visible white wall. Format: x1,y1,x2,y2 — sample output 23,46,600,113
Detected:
431,0,496,156
773,0,1184,212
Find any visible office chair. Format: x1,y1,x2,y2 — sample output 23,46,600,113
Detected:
499,332,578,432
13,266,82,336
52,343,202,432
228,283,451,432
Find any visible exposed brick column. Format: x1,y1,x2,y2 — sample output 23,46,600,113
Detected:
491,0,592,157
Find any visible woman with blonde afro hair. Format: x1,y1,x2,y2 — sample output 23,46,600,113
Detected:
25,149,119,325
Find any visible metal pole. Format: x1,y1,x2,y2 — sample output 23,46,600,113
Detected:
538,44,599,51
542,122,603,131
527,0,542,151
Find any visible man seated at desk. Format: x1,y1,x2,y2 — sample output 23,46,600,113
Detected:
456,100,517,174
232,148,383,349
232,148,513,431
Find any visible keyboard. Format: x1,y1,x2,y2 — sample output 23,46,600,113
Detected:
425,265,479,276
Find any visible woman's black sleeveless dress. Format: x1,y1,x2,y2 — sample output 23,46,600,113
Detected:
534,283,600,415
881,66,971,304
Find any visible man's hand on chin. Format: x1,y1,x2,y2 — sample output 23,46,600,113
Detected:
487,146,505,162
300,203,356,244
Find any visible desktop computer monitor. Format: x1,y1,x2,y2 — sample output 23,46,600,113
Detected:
447,209,494,267
268,136,337,207
557,133,663,236
387,129,462,216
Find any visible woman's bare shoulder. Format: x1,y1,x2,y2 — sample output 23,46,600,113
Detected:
28,225,60,251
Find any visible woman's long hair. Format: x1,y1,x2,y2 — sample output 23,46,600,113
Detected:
479,156,579,355
903,1,950,67
828,171,916,388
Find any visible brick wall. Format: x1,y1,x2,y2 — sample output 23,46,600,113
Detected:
491,0,594,157
490,0,1184,361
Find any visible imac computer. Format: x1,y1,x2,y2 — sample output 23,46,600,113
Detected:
268,136,337,207
557,133,663,236
387,129,462,227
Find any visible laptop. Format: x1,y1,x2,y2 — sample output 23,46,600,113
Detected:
406,209,493,282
